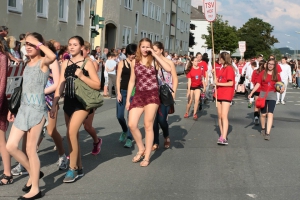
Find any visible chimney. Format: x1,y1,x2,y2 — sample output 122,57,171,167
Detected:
198,6,202,12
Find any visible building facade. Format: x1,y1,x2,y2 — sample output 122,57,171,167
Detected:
0,0,91,44
94,0,191,55
189,6,209,56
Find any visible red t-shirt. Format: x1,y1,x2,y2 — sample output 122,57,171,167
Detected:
276,64,282,73
186,67,204,87
197,61,208,72
213,62,222,76
216,66,235,101
257,70,282,92
251,70,261,92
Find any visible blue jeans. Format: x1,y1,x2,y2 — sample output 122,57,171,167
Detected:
296,77,300,87
116,89,132,140
153,103,170,145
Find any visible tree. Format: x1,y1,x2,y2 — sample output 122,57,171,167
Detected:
237,17,278,58
202,15,239,54
189,24,196,47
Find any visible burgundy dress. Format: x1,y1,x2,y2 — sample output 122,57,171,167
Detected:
129,61,160,110
0,52,8,132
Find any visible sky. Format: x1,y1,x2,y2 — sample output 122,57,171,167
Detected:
191,0,300,50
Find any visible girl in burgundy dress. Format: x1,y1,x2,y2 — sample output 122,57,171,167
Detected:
126,38,171,167
0,40,13,185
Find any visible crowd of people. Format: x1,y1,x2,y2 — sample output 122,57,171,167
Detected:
0,24,297,199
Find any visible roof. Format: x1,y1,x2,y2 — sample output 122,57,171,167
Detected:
191,6,205,20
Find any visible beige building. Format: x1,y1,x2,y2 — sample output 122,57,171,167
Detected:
93,0,191,55
0,0,91,44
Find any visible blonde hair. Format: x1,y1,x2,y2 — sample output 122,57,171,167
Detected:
7,36,16,49
84,41,91,50
135,38,153,68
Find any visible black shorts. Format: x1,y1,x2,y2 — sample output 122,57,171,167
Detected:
63,96,92,117
261,100,276,114
251,92,260,98
190,86,203,90
217,99,231,103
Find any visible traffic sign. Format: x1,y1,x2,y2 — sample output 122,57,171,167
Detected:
239,41,246,53
203,0,216,22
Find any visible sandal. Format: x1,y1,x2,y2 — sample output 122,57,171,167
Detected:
0,174,13,186
132,150,145,163
151,144,159,151
164,137,170,149
140,159,150,167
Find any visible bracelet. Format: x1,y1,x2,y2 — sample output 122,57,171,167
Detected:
36,42,43,50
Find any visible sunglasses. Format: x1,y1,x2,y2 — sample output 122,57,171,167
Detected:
25,42,36,48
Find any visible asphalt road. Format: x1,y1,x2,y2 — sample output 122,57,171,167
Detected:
1,75,300,200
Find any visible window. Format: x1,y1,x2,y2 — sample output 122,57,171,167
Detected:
8,0,23,13
149,2,154,19
155,34,160,42
181,20,184,32
124,0,133,10
166,12,170,25
59,0,69,22
37,0,48,18
165,36,169,50
77,0,85,25
141,30,147,39
182,1,185,12
142,0,148,16
170,37,174,51
178,0,181,8
163,0,165,13
161,24,164,39
123,26,132,46
148,32,154,41
177,18,180,29
156,6,161,21
135,12,139,35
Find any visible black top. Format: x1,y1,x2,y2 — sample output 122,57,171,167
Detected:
120,59,131,90
64,59,89,98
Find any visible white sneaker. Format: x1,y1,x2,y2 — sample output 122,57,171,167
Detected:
281,101,285,105
254,116,259,125
57,154,69,170
276,101,280,105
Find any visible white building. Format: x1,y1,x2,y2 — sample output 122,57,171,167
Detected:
189,6,209,56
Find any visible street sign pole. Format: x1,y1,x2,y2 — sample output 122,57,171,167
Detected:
203,0,217,107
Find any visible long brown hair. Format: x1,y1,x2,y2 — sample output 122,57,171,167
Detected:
219,52,232,67
257,60,266,73
0,40,5,53
263,58,278,81
185,57,196,74
135,38,153,68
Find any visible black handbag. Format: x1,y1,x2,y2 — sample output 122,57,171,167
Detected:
8,78,23,114
158,68,174,106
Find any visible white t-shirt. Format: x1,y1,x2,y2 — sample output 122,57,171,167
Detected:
106,59,117,75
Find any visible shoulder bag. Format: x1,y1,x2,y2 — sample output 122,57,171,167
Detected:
255,82,269,109
8,78,23,114
158,67,175,107
74,60,104,110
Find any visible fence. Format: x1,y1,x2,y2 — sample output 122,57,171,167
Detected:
6,62,24,99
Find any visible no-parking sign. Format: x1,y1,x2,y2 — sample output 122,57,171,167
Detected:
203,0,217,22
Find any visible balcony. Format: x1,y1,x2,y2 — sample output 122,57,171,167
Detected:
170,26,175,36
172,1,176,13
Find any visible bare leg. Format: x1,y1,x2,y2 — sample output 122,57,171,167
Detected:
193,89,201,115
0,129,12,184
266,113,273,134
216,101,223,137
220,102,231,140
65,110,89,169
83,110,99,143
260,113,267,129
141,104,159,166
128,107,145,160
185,90,195,114
47,105,65,156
